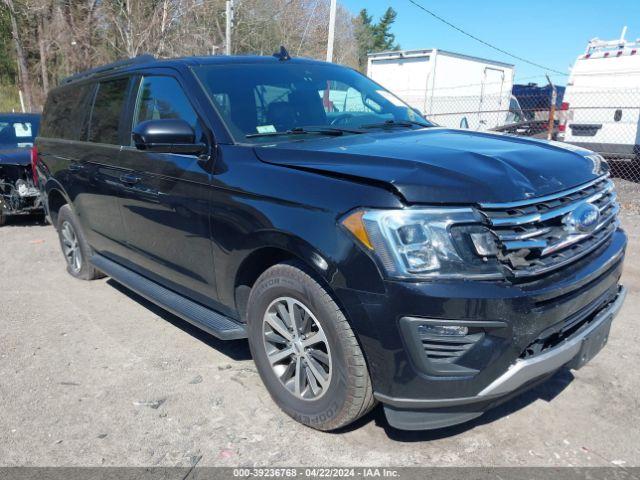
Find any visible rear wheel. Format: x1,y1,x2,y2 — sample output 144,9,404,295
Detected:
247,262,375,431
56,205,104,280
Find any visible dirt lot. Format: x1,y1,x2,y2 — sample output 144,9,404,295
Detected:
1,210,639,468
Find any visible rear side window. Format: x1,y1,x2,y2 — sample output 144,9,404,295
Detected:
88,78,130,145
133,76,201,140
41,84,92,140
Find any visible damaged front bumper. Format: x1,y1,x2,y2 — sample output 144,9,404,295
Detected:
341,228,627,431
0,162,43,220
379,286,627,430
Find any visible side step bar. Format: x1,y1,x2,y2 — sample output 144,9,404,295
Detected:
91,254,247,340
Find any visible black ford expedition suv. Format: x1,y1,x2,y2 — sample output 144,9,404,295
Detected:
35,54,627,431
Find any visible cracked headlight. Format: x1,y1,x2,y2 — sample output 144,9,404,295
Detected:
341,208,503,280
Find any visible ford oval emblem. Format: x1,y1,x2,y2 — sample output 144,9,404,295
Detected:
563,202,600,234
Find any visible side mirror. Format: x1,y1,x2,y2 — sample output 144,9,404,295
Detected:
132,119,206,155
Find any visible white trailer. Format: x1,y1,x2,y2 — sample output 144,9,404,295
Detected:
367,49,515,131
560,29,640,160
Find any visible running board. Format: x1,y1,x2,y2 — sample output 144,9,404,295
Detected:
91,254,247,340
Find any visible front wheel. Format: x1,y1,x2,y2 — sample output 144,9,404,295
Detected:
247,262,375,431
0,199,6,226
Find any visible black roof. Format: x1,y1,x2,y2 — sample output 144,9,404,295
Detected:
177,54,327,66
60,53,331,86
0,112,40,119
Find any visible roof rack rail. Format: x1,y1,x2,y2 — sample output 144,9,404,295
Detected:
61,54,155,85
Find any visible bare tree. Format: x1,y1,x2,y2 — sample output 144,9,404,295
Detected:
36,16,49,93
60,0,101,72
102,0,186,58
1,0,362,111
3,0,32,110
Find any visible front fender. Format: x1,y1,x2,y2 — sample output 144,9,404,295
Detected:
222,227,387,375
219,223,386,304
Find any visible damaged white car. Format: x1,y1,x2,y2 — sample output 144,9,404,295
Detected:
0,113,43,226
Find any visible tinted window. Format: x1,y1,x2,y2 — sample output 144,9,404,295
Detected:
254,84,291,126
134,76,202,141
317,81,379,114
194,63,432,142
88,78,130,145
41,85,92,140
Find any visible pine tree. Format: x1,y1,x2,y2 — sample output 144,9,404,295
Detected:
373,7,399,51
355,7,399,72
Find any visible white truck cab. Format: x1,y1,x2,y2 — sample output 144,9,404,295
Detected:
367,49,515,131
560,29,640,161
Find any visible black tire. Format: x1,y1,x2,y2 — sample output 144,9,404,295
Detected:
247,262,376,431
0,199,6,226
56,204,104,280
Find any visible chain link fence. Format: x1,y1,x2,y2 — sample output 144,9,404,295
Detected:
418,88,640,213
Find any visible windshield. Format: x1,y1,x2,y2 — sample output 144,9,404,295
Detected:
0,117,39,148
193,62,432,142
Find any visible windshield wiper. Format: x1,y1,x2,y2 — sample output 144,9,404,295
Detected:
360,119,432,130
246,126,359,139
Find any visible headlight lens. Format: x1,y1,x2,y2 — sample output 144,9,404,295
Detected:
342,208,503,280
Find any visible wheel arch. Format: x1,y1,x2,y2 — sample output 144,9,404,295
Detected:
233,240,338,324
44,179,73,227
230,232,383,380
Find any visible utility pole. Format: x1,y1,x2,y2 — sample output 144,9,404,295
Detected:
18,90,25,113
16,57,25,112
326,0,337,62
225,0,234,56
546,74,557,141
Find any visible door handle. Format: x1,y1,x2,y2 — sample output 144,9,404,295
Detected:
120,173,142,185
68,162,83,173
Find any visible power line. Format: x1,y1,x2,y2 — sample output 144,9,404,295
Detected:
407,0,568,76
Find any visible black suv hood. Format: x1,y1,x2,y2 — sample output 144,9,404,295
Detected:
253,128,606,204
0,147,31,166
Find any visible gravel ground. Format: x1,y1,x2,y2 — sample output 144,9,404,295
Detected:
0,211,639,468
614,178,640,214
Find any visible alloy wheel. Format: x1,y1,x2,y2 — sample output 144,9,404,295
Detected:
61,220,82,272
262,296,332,400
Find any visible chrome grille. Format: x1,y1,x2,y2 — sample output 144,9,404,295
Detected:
479,175,620,278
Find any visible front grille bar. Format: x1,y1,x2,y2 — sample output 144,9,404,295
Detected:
497,226,552,242
539,203,619,257
485,179,614,227
506,220,619,278
476,174,620,278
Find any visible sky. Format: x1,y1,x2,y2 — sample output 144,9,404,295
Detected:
340,0,640,86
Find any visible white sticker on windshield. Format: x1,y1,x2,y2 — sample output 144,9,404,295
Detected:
14,123,32,138
256,125,277,133
376,90,405,107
